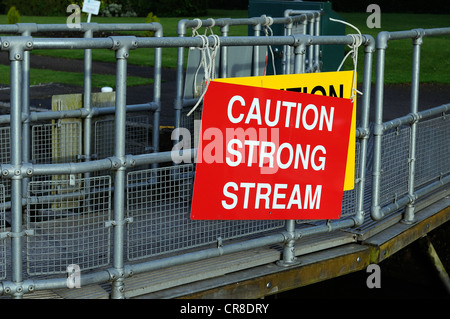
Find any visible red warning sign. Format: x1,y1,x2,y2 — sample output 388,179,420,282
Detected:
190,81,353,220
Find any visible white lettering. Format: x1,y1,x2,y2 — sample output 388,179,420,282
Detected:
282,101,297,127
222,182,323,211
287,184,302,209
304,184,322,209
276,143,294,169
273,184,288,209
240,182,256,209
244,140,259,167
265,100,281,127
225,96,335,130
255,183,271,209
222,182,238,209
311,145,326,171
226,139,242,167
319,105,334,131
259,141,276,168
294,144,310,170
225,139,327,172
245,98,262,125
180,303,215,316
302,104,319,130
227,95,245,123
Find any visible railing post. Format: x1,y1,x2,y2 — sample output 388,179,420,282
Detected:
252,22,262,76
313,14,321,71
277,220,301,267
2,36,33,298
354,35,375,226
283,16,293,75
110,36,137,299
403,30,423,224
294,39,307,74
17,24,37,201
220,22,230,78
152,24,163,163
82,25,95,164
371,31,390,221
174,20,188,134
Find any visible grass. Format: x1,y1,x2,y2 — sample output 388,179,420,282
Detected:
0,10,448,85
338,12,450,84
0,9,249,69
0,64,153,87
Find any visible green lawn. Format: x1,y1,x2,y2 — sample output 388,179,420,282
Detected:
339,12,450,84
0,10,448,85
0,64,153,87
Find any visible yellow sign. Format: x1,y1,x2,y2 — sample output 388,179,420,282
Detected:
215,71,356,190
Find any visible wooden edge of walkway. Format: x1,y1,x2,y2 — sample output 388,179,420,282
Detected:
15,195,450,299
144,196,450,299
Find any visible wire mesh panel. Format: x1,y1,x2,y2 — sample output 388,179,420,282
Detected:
340,140,361,218
32,121,82,164
126,164,284,261
0,126,10,163
415,114,450,188
94,114,151,159
0,126,11,200
26,176,112,276
379,126,410,206
0,184,6,280
94,118,114,160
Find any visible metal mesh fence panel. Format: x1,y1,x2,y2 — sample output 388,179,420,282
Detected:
415,114,450,188
94,114,151,159
0,127,11,200
0,126,11,200
32,121,82,164
0,184,5,280
0,126,10,163
179,110,202,149
296,138,362,225
379,126,410,206
32,121,83,188
126,164,284,261
340,140,361,218
26,176,112,276
94,118,114,160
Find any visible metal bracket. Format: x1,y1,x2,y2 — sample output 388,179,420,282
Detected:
109,36,138,60
216,236,224,255
0,229,34,239
69,174,76,186
0,36,34,61
105,217,133,228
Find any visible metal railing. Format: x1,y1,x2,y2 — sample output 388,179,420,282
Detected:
371,28,450,223
0,14,447,299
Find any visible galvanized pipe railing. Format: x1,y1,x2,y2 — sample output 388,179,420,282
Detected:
371,27,450,222
0,27,447,299
0,32,375,298
174,13,321,133
284,10,323,73
0,22,163,164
